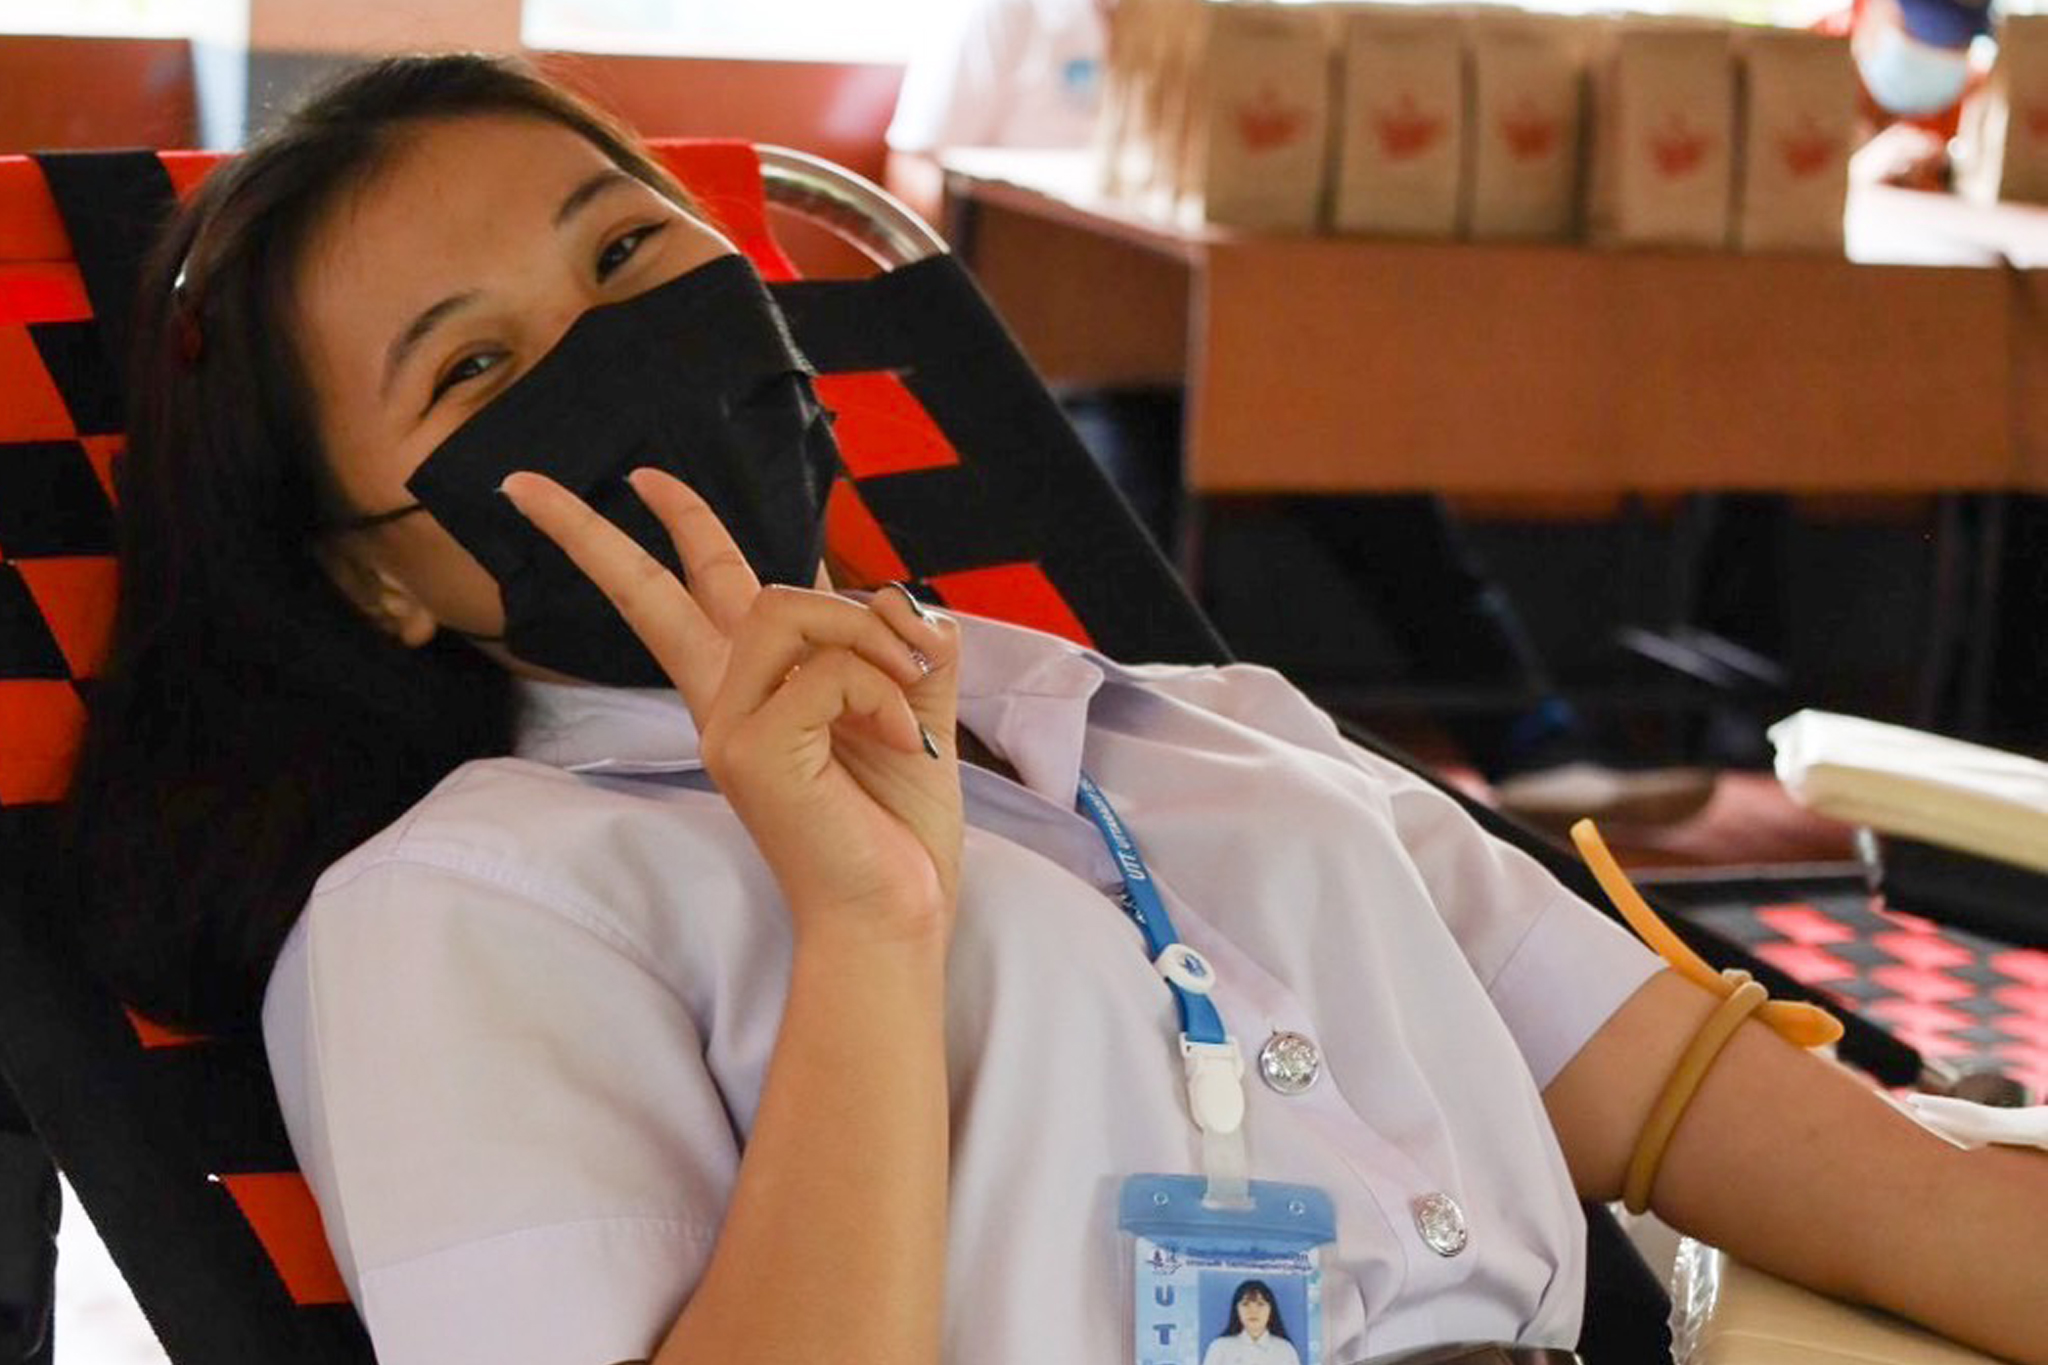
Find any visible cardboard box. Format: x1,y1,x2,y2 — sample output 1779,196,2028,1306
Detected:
1466,9,1587,241
1734,27,1856,253
1589,19,1737,249
1178,1,1337,231
1331,4,1466,237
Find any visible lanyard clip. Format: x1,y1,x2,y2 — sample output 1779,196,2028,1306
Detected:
1155,943,1217,995
1181,1035,1246,1136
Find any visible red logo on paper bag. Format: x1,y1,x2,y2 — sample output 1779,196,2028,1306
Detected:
2025,103,2048,142
1500,98,1560,162
1778,116,1836,179
1375,93,1445,160
1648,114,1711,179
1236,85,1308,151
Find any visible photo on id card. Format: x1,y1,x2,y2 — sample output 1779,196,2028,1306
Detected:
1121,1175,1335,1365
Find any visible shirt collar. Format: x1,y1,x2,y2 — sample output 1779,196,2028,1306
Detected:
513,610,1107,808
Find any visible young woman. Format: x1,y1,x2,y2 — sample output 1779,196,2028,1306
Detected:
1203,1281,1302,1365
64,53,2048,1365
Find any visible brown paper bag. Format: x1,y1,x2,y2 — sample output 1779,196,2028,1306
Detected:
1150,0,1216,215
1957,14,2048,207
1465,10,1588,242
1588,19,1736,249
1734,28,1856,253
1096,0,1145,196
1330,4,1466,238
1179,1,1337,231
1099,0,1188,203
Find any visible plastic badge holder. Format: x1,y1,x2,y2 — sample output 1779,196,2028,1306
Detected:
1121,1174,1337,1365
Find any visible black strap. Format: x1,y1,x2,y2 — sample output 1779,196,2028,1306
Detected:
772,257,1230,669
0,806,372,1365
0,1121,57,1365
29,150,180,400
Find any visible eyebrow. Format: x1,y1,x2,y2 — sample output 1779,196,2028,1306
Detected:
380,290,479,403
377,169,640,404
554,167,634,227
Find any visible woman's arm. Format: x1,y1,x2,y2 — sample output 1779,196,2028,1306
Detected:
508,469,962,1365
1545,969,2048,1365
651,920,950,1365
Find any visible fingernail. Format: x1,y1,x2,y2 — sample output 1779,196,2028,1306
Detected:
887,580,937,625
909,648,934,677
919,723,941,760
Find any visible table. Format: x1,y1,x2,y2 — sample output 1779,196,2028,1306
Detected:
941,149,2048,495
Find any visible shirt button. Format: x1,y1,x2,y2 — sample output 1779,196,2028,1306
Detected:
1257,1031,1321,1095
1412,1192,1469,1257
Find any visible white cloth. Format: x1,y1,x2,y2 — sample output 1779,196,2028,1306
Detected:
1768,708,2048,874
1902,1094,2048,1151
885,0,1107,153
262,612,1661,1365
1204,1330,1305,1365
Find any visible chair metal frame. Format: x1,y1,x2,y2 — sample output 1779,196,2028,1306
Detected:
756,144,947,268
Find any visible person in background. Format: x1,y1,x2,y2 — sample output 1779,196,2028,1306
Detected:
1831,0,1995,188
884,0,1718,827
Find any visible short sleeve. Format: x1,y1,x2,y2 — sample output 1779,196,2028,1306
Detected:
263,858,739,1365
1366,760,1663,1087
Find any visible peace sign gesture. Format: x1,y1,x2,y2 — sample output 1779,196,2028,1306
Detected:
501,466,964,946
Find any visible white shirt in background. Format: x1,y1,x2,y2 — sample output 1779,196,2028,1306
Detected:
886,0,1107,153
262,612,1660,1365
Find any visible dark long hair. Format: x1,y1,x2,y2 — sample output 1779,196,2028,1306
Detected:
1218,1280,1291,1342
64,53,700,1031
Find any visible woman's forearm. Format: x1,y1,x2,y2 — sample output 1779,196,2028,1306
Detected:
1548,970,2048,1365
652,919,952,1365
1655,1025,2048,1365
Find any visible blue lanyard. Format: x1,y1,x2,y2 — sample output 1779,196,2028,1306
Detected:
1075,773,1228,1047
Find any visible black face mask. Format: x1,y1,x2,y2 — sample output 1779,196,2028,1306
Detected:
391,254,839,686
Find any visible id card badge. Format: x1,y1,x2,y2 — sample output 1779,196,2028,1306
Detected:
1120,1174,1337,1365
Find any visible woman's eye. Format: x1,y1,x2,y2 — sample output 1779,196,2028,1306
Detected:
597,221,668,281
427,350,505,408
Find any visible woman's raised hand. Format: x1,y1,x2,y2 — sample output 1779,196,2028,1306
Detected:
501,467,963,946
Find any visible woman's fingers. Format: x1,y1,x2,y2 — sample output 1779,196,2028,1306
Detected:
626,467,761,636
712,647,926,772
498,470,723,709
718,586,939,720
501,468,958,768
868,582,960,696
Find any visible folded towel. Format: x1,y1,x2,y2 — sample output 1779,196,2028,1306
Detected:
1769,710,2048,875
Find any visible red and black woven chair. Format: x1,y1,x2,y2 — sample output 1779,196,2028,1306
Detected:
0,140,1915,1365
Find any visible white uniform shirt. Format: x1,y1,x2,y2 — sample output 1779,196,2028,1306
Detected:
1204,1331,1305,1365
262,613,1660,1365
885,0,1107,153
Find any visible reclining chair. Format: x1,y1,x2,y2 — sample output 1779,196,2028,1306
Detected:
0,136,1955,1365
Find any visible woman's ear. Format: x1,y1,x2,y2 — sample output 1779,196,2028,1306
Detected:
316,538,440,648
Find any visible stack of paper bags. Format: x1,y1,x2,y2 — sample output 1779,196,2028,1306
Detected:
1769,709,2048,875
1102,0,1337,231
